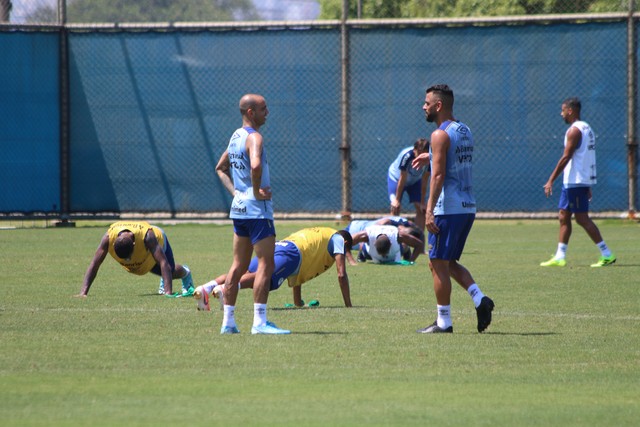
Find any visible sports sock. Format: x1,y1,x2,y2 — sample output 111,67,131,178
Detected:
436,305,452,329
181,265,191,278
596,241,612,257
222,305,236,328
467,284,485,308
253,303,267,328
554,243,568,260
180,266,193,290
202,280,218,295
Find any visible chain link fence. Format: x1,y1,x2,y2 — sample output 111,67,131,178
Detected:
0,1,638,219
1,1,634,24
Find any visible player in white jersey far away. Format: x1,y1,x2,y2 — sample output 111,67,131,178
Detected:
540,97,615,268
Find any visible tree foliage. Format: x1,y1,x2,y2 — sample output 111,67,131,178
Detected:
318,0,633,19
27,0,259,23
23,0,635,24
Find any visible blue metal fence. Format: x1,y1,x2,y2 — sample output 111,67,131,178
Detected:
0,31,60,212
0,19,635,216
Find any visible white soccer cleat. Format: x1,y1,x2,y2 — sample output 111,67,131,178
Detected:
211,285,224,310
193,285,210,311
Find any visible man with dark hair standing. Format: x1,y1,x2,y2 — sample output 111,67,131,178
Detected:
540,97,615,268
413,84,494,334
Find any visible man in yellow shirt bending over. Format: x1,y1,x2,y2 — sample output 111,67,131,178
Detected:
194,227,356,312
78,221,194,298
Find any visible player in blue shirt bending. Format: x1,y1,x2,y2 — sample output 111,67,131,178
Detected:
387,138,430,232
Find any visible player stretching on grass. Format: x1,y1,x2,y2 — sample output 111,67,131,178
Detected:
194,227,356,310
540,97,616,268
350,223,425,264
78,221,194,297
413,84,494,334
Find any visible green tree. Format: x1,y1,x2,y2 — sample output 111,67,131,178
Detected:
319,0,411,19
27,0,259,23
318,0,632,19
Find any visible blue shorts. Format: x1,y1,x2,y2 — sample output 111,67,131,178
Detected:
387,176,422,204
248,240,301,291
150,233,176,276
428,213,475,261
233,218,276,244
558,187,590,213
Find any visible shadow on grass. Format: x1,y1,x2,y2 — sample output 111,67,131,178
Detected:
272,305,367,311
289,331,349,335
484,332,559,336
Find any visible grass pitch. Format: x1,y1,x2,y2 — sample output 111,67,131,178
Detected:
1,220,639,426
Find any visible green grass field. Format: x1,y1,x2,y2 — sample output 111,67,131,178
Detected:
1,219,639,426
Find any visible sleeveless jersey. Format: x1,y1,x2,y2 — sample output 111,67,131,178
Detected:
388,146,428,186
282,227,340,287
227,126,274,219
364,224,401,264
107,221,164,275
563,120,597,187
432,120,476,215
345,216,411,235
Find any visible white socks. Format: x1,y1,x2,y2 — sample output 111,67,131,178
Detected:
467,283,485,308
554,243,568,260
554,241,611,259
204,281,241,297
596,241,612,257
436,305,452,329
222,305,236,328
223,303,268,329
253,303,267,327
202,280,218,295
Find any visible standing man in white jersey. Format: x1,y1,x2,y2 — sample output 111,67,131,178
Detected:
540,97,616,268
413,84,494,334
215,93,290,335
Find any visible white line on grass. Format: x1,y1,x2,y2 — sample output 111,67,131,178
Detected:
5,307,640,322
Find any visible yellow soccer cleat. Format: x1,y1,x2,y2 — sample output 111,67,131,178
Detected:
590,254,616,268
540,257,566,267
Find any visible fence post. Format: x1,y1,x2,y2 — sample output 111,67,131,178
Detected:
56,0,75,227
339,0,352,222
627,0,637,219
0,0,10,22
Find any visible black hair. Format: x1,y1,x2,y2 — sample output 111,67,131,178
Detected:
374,234,391,257
406,225,425,243
562,97,581,113
426,84,454,109
336,229,353,252
414,137,430,152
113,231,134,259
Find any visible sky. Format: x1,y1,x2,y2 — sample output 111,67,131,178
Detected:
7,0,321,23
255,0,321,20
6,0,50,23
